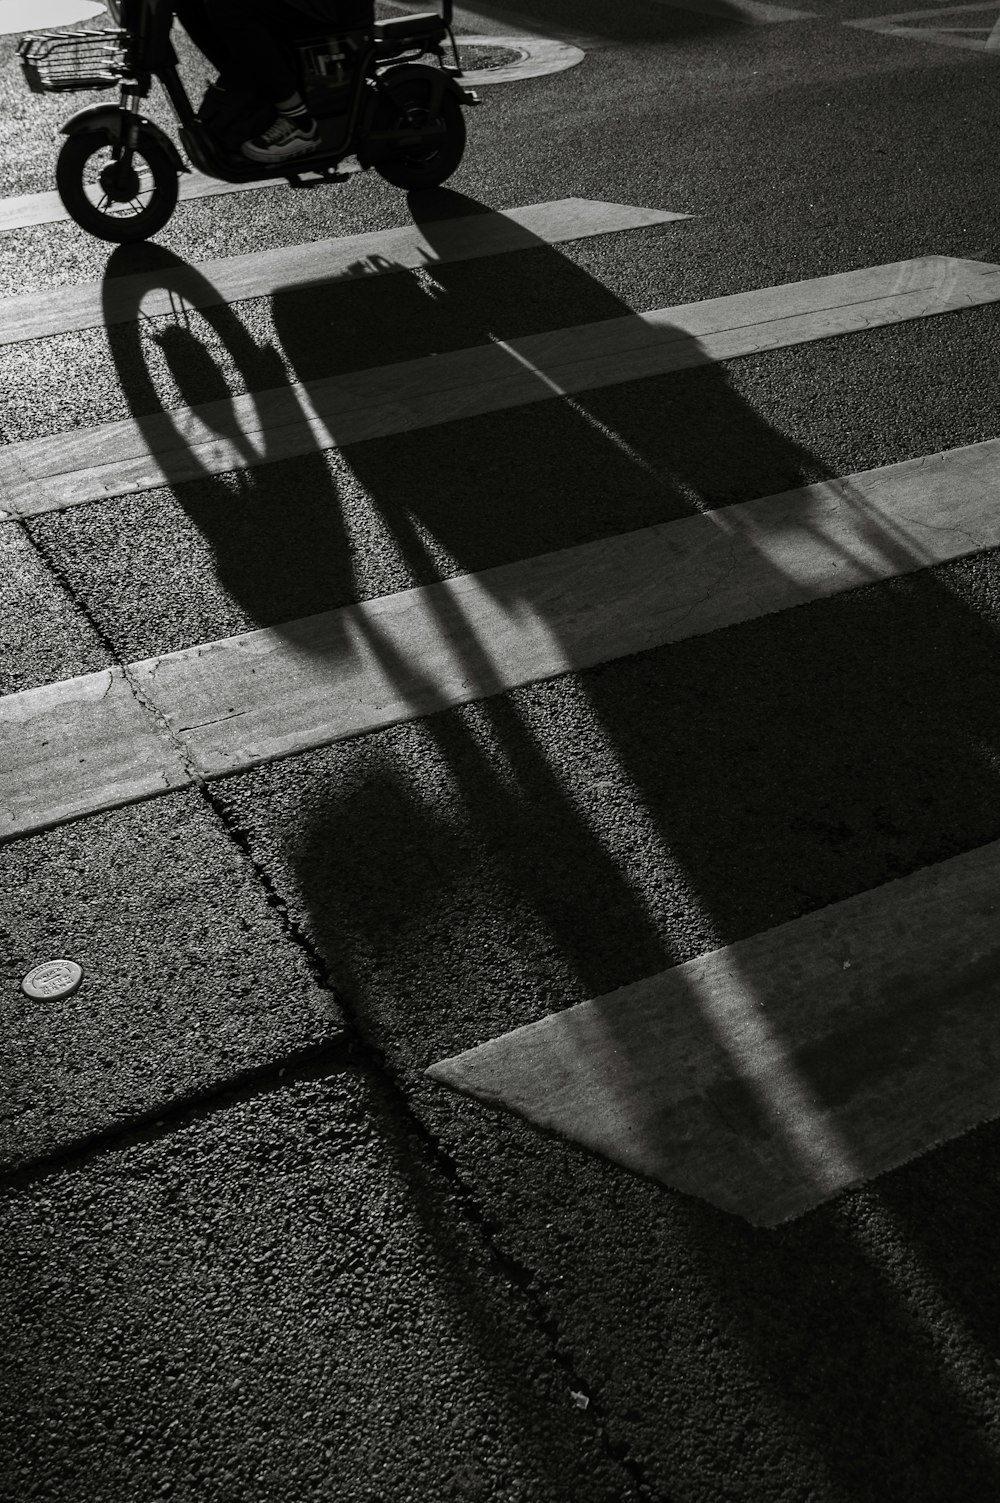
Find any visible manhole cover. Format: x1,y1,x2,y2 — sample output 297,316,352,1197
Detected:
21,959,83,1001
457,43,527,70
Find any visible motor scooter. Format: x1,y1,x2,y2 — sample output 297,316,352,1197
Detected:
19,0,479,243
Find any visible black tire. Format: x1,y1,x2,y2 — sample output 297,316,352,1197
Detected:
371,80,466,190
56,130,179,244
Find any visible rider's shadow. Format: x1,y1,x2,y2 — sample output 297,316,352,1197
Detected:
265,195,1000,1497
102,203,1000,1499
103,197,993,1055
104,212,839,658
262,188,976,981
104,199,1000,1063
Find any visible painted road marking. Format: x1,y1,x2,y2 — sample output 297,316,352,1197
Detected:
0,666,193,839
0,198,686,347
844,2,1000,52
3,255,998,519
427,838,1000,1226
5,435,1000,840
0,170,303,236
652,0,815,22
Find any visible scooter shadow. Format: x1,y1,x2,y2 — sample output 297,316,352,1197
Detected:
101,184,983,1150
99,191,968,979
99,190,1000,1499
101,188,909,648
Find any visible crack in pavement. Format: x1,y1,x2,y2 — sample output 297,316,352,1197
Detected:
14,520,668,1502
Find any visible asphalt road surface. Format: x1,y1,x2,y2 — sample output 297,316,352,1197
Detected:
5,0,1000,1499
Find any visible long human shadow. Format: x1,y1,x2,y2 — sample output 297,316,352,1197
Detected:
101,195,1000,1495
267,187,994,992
99,207,930,1014
269,190,1000,1494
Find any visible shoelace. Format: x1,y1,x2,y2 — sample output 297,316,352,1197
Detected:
261,116,296,144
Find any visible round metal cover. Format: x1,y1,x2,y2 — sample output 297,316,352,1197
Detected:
21,959,83,1001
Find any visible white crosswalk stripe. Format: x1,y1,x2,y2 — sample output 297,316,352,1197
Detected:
5,254,995,518
4,435,1000,840
0,171,300,235
4,186,1000,1224
0,198,683,346
428,837,1000,1226
843,3,1000,53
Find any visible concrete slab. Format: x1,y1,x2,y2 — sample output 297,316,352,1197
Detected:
0,0,103,32
0,791,343,1167
0,665,193,840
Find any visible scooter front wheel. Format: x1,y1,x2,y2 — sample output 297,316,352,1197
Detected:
56,130,179,244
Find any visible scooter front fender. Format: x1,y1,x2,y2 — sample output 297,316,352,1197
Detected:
370,62,471,119
60,105,189,174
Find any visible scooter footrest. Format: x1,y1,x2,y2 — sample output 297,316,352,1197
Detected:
284,167,352,186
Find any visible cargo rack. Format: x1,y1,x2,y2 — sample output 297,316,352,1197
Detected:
18,29,132,93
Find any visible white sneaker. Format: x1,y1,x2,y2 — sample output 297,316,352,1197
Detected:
242,113,320,164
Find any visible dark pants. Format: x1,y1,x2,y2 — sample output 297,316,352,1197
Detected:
174,0,318,103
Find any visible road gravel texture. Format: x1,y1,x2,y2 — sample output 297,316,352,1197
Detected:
0,1066,629,1503
0,793,343,1167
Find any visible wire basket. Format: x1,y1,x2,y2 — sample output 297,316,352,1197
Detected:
18,29,131,94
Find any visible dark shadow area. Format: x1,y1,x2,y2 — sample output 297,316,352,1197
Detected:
98,188,1000,1497
394,0,759,44
629,1180,1000,1501
873,1118,1000,1373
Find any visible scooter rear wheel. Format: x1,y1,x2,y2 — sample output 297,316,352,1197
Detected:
56,130,179,244
370,82,466,191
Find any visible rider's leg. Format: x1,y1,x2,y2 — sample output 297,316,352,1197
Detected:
202,0,324,160
202,0,302,103
199,0,324,161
